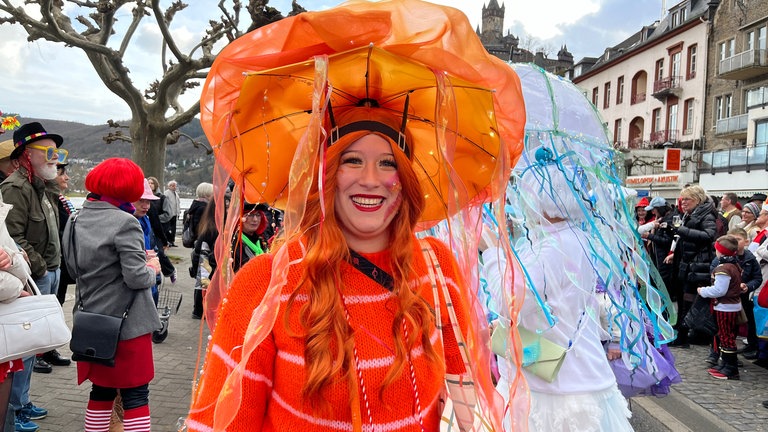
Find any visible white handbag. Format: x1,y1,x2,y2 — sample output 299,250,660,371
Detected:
0,277,71,363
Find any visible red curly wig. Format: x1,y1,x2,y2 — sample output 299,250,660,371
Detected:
283,107,443,407
85,158,145,203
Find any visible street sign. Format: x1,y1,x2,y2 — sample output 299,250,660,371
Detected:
664,148,682,172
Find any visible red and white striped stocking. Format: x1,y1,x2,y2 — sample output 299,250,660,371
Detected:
84,400,113,432
123,405,151,432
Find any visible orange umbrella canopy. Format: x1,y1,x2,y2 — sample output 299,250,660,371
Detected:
224,45,503,222
201,0,525,223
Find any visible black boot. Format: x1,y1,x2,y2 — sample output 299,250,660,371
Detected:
710,352,740,380
670,326,690,348
192,289,204,319
706,346,723,374
705,346,719,366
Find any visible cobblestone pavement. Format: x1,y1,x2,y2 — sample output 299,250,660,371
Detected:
28,249,209,432
636,340,768,431
26,247,768,431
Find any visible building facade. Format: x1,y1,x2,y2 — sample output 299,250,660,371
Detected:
572,0,718,199
699,0,768,198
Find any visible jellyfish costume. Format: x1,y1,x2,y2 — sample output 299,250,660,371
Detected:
479,64,680,431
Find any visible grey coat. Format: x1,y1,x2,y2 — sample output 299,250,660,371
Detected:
62,200,161,340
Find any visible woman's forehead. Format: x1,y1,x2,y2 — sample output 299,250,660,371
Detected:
346,133,393,151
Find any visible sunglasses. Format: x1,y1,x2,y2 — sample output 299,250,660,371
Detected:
27,144,69,164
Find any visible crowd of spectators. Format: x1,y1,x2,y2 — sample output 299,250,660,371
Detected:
638,188,768,400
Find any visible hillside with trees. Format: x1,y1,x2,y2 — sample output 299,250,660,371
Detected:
22,117,213,198
0,1,304,185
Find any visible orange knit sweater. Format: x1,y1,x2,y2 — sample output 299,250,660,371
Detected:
186,236,469,432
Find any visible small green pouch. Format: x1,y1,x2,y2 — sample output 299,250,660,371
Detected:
491,323,567,383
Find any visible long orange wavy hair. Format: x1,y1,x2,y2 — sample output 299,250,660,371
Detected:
283,111,444,409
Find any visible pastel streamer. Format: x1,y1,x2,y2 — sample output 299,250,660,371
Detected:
477,63,679,411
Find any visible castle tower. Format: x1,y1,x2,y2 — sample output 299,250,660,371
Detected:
557,45,573,63
481,0,505,45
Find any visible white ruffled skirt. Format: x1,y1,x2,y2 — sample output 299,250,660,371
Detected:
528,385,633,432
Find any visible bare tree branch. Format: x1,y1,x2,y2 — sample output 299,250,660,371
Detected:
118,1,148,57
0,0,297,182
151,0,184,64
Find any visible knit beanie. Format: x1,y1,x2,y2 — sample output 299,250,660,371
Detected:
743,202,760,219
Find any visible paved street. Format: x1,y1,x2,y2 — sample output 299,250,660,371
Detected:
25,247,768,431
28,249,209,432
632,341,768,432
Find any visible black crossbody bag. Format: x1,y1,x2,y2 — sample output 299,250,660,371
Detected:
68,214,137,367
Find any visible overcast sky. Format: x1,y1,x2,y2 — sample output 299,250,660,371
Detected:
0,0,666,126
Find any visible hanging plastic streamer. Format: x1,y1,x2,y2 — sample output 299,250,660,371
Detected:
189,56,331,430
487,63,678,400
189,1,528,430
419,62,528,424
419,66,526,427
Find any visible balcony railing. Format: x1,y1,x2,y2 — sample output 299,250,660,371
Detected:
719,49,768,80
747,87,768,108
650,129,679,145
631,92,646,105
715,114,748,136
699,144,768,173
653,76,682,93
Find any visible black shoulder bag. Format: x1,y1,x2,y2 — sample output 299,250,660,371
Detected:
68,214,137,367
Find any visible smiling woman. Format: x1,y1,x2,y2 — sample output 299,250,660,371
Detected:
186,1,527,430
187,104,477,432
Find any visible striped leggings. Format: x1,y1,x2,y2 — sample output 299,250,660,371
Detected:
714,309,740,353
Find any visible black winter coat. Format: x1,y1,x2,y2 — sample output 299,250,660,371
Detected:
185,199,208,238
647,210,677,285
147,205,169,247
56,196,76,285
673,200,717,287
150,192,165,220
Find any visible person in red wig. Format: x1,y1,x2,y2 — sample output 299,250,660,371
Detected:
62,158,161,432
187,106,475,431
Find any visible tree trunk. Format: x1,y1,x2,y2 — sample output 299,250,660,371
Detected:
131,121,168,186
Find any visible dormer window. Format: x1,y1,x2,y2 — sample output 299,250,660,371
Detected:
670,2,688,28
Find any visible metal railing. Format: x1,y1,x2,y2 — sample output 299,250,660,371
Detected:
650,129,679,145
699,143,768,173
715,113,748,135
719,49,768,75
653,76,682,93
631,92,647,105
